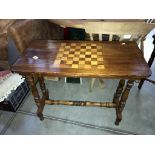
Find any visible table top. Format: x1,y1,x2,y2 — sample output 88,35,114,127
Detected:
11,40,151,79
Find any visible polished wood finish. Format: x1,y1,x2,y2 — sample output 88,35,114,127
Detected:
11,40,151,80
45,100,116,108
26,75,44,120
38,76,49,100
138,34,155,89
11,40,151,125
113,80,125,125
115,80,134,125
113,79,125,104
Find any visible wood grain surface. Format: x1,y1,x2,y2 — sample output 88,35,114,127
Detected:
11,40,151,80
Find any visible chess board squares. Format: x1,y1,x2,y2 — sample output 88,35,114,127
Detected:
85,61,91,65
85,55,91,58
54,60,61,65
80,48,86,52
97,57,103,61
71,43,76,46
91,55,97,58
70,48,75,52
57,53,63,58
79,54,85,58
65,46,71,49
85,51,91,55
73,57,79,61
66,60,73,65
91,46,97,49
86,46,92,49
68,54,74,58
75,46,81,50
60,60,66,64
91,61,98,65
79,61,85,65
63,51,69,55
74,51,80,55
91,49,97,52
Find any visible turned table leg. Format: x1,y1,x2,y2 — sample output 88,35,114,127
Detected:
38,76,49,100
113,80,125,125
115,80,134,125
113,80,125,104
26,75,44,120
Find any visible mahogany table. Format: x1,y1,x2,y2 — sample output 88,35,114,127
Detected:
11,40,151,125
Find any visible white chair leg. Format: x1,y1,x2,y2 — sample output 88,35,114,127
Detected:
90,78,96,92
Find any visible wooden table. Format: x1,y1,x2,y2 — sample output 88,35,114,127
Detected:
11,40,151,125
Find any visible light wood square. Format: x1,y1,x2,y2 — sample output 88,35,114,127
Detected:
65,46,70,49
70,48,75,52
86,46,91,49
91,55,97,58
66,60,73,65
57,54,63,58
79,55,85,58
85,58,91,61
68,54,74,58
92,43,97,46
86,52,91,55
75,51,80,55
54,60,61,64
91,61,98,65
73,57,79,61
97,57,103,61
62,57,68,61
72,64,78,68
79,61,85,65
64,51,69,55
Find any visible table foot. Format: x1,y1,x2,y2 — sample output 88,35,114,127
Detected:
115,112,122,126
115,120,120,126
37,113,44,121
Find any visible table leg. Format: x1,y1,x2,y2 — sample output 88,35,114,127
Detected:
38,76,49,100
26,75,44,120
115,80,134,125
113,80,125,126
113,80,125,104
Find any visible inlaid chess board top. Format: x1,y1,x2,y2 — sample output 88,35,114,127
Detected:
11,40,151,79
53,42,104,69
